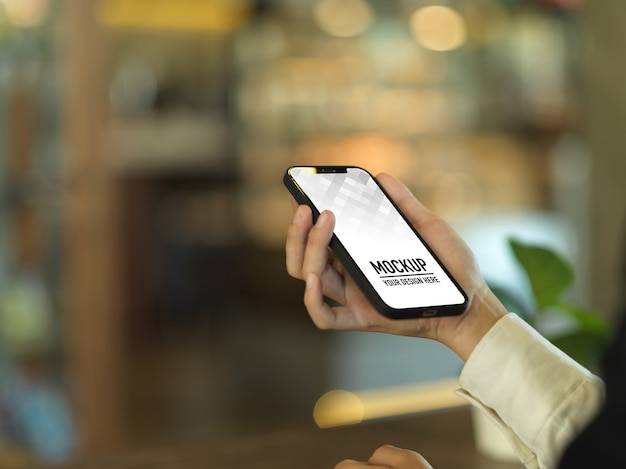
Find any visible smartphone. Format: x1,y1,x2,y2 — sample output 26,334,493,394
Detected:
284,166,468,319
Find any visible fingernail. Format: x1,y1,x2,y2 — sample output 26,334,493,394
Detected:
306,273,315,290
316,210,330,227
294,205,306,222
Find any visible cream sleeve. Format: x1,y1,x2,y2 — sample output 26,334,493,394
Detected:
455,313,604,469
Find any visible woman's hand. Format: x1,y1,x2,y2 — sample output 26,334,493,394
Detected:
335,445,434,469
285,172,507,361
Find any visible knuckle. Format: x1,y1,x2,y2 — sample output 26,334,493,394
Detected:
285,264,300,279
287,260,306,280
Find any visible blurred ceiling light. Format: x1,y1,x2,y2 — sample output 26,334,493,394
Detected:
1,0,48,27
313,0,374,38
98,0,252,32
410,5,467,52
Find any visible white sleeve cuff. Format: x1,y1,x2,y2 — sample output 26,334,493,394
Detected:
456,313,604,469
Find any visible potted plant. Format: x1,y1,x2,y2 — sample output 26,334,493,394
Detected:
473,238,612,461
493,238,611,369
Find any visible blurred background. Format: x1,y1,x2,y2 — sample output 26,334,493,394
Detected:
0,0,625,465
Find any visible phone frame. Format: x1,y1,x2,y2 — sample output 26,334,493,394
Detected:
284,165,469,319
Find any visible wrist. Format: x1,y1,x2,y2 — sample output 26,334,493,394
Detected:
442,283,508,361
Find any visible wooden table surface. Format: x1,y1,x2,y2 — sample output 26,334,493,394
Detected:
54,408,524,469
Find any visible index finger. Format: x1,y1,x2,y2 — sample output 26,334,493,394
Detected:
285,204,313,279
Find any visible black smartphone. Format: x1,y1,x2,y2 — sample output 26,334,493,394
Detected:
284,166,468,319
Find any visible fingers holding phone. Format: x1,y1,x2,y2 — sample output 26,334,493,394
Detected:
284,166,468,320
287,204,379,330
286,206,341,301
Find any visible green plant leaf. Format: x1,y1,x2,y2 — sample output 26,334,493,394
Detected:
509,238,574,310
555,301,612,343
543,303,611,369
550,330,608,370
488,283,533,323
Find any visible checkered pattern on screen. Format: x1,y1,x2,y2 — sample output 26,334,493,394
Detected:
292,168,409,241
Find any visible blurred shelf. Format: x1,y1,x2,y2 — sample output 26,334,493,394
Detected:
106,113,234,176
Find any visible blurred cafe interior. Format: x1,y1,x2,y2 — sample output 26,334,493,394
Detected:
1,0,626,467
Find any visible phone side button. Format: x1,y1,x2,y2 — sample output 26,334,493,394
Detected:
422,310,437,317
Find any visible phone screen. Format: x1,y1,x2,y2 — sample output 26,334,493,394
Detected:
287,166,467,315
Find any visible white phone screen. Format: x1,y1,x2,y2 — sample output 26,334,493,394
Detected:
289,167,466,310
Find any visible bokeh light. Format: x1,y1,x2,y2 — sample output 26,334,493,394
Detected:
313,0,374,38
0,0,48,27
410,5,467,52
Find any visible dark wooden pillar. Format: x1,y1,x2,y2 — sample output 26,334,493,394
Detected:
61,0,126,454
